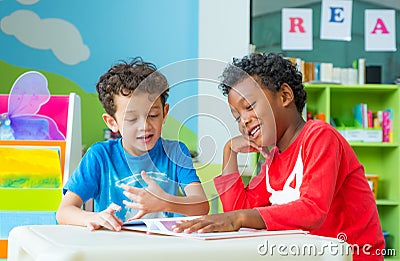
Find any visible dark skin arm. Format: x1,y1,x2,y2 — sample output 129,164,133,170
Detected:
172,136,268,234
172,209,266,233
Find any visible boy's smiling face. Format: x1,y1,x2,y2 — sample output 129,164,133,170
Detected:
228,76,277,148
104,91,169,156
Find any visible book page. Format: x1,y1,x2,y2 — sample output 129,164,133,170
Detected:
122,217,308,240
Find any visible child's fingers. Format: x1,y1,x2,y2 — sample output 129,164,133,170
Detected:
130,210,146,220
101,215,122,231
106,202,122,212
172,219,198,233
121,183,142,193
87,222,96,231
140,170,155,186
123,190,140,202
122,199,141,209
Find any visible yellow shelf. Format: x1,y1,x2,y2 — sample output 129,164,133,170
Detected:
0,188,62,211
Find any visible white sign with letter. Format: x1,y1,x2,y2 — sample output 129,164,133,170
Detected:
320,0,353,41
282,8,313,50
365,9,396,51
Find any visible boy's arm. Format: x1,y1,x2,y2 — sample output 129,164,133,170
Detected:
222,140,239,174
214,169,270,212
162,182,210,216
122,175,209,218
173,209,266,233
56,191,123,231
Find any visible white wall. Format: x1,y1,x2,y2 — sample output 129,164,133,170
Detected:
198,0,252,170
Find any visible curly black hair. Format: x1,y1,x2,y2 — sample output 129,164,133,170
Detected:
96,57,169,117
219,53,306,114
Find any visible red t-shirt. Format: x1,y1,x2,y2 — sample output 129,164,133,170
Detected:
214,120,384,260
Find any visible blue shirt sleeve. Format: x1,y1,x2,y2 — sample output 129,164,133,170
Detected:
63,146,101,203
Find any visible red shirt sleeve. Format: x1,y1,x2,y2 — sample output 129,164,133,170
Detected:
214,168,270,212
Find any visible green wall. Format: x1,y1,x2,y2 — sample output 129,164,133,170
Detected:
252,1,400,83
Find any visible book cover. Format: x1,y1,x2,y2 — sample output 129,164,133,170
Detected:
320,63,333,82
382,109,392,143
353,103,363,128
373,111,383,129
367,110,373,128
358,58,366,85
122,216,308,240
314,62,320,81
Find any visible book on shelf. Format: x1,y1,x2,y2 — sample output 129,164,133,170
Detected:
288,57,371,85
122,216,308,240
303,62,315,83
352,58,366,85
353,103,371,129
382,109,393,143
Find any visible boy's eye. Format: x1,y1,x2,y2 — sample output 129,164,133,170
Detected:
149,114,159,118
126,118,137,122
234,115,240,122
246,102,255,110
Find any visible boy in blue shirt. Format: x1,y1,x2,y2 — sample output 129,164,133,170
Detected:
56,57,209,231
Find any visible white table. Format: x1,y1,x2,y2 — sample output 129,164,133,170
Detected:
8,225,352,261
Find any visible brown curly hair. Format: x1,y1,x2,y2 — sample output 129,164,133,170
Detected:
96,57,169,117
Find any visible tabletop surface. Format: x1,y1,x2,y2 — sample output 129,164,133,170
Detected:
8,225,352,261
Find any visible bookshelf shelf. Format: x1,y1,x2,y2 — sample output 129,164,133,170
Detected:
0,93,82,259
305,83,400,251
376,199,399,206
349,142,399,148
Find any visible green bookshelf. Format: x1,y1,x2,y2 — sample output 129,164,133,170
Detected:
305,83,400,257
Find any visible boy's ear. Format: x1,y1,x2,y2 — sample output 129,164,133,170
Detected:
279,83,294,107
162,104,170,124
102,113,119,133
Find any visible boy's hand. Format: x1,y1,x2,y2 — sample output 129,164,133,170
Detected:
222,136,259,175
228,135,259,154
172,209,265,234
172,212,241,233
87,203,123,231
121,171,167,219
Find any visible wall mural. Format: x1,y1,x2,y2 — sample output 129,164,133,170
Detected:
0,0,199,150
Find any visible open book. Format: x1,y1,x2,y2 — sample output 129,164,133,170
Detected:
122,216,308,240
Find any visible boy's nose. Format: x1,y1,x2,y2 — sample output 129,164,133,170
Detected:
138,118,151,130
240,113,251,126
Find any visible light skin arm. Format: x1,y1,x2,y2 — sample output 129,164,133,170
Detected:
122,171,209,219
56,191,124,231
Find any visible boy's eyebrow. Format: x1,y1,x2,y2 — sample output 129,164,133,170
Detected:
124,110,136,114
237,96,252,105
150,104,162,109
125,105,162,114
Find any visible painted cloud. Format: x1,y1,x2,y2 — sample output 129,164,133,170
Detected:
1,10,90,65
16,0,39,5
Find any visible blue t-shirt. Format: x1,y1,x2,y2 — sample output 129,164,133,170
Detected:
63,137,200,221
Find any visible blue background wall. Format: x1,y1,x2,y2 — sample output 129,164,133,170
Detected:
0,0,199,148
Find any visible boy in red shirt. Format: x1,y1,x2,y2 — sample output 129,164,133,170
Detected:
174,53,384,260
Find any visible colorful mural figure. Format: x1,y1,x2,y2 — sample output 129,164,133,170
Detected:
0,71,65,140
